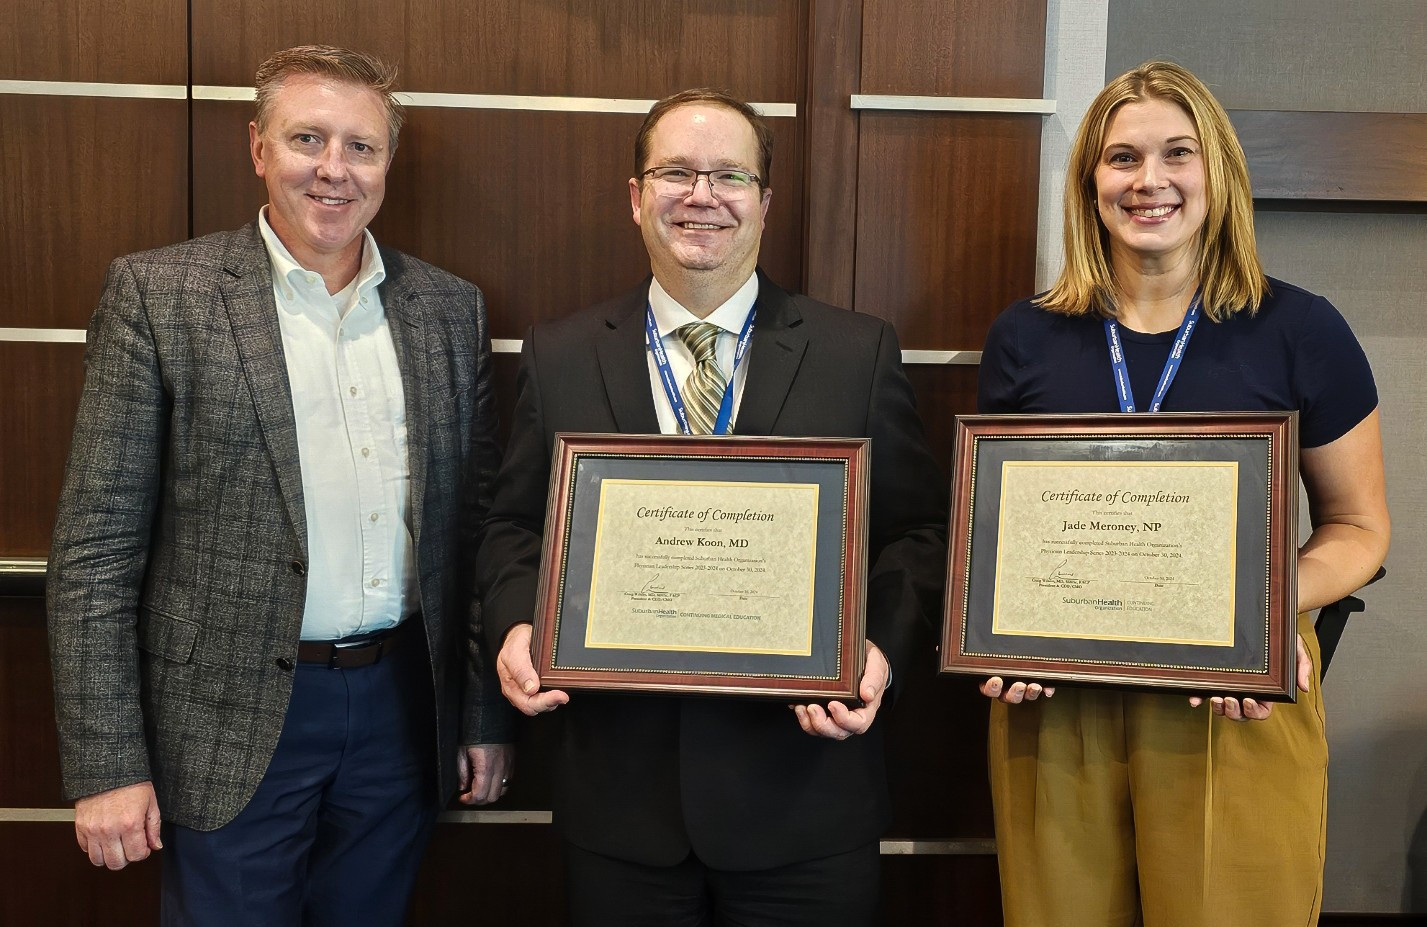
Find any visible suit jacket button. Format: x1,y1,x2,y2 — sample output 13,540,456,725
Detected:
289,560,306,576
275,657,294,671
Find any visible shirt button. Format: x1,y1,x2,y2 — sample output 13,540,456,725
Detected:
370,512,379,522
360,297,368,305
349,386,358,396
289,560,306,576
306,274,316,284
371,578,381,587
361,447,371,457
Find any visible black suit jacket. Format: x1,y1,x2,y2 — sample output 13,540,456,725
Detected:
476,272,946,869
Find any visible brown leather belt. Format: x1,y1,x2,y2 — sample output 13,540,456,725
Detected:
296,619,416,669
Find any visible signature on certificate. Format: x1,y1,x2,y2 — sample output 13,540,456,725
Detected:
1029,557,1091,588
623,573,681,601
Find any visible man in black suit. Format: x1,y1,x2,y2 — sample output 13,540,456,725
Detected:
475,88,946,926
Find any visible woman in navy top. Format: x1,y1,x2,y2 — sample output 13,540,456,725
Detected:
979,61,1390,927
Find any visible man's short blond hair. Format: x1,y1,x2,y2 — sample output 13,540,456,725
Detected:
254,45,404,152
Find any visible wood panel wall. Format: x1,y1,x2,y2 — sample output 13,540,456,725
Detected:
1,0,1045,922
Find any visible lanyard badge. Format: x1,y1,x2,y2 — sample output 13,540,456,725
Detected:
1102,290,1202,413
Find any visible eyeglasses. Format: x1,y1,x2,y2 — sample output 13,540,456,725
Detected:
641,166,763,200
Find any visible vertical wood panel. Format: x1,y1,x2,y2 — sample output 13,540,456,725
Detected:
0,600,65,807
860,0,1047,98
0,98,189,329
853,113,1040,348
802,0,863,306
0,0,186,83
190,0,804,100
882,854,1004,925
408,825,566,923
886,364,987,843
0,346,85,555
905,364,980,472
0,823,161,927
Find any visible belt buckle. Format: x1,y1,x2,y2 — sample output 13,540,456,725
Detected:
332,634,387,668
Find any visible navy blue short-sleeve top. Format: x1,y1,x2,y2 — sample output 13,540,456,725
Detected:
977,277,1377,448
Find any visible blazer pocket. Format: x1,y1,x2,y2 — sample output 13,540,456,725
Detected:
138,606,200,664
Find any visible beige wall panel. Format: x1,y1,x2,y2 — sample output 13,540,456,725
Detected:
0,97,189,329
0,0,186,83
192,102,804,337
0,344,84,555
191,0,804,100
853,112,1040,350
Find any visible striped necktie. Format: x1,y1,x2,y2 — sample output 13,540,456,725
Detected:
675,322,728,435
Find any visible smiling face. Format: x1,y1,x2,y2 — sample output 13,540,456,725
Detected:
249,74,391,280
1095,98,1207,273
628,103,771,298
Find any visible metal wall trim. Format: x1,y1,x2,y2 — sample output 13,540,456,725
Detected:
192,86,796,116
0,328,86,343
880,838,997,855
0,332,979,364
0,809,996,855
485,341,983,364
851,94,1056,114
1,81,797,116
0,80,186,100
0,558,47,597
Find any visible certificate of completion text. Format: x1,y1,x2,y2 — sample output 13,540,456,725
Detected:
991,461,1238,646
585,479,820,654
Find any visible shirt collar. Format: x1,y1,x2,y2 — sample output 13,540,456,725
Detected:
257,206,387,297
647,273,759,338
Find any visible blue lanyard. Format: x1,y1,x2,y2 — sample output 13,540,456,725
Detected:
1102,291,1202,413
645,301,757,435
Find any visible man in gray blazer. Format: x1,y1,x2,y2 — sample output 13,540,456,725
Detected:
47,45,512,924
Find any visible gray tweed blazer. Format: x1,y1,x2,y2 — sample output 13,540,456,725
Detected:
47,223,513,831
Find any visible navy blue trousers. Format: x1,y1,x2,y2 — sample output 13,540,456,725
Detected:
160,634,439,926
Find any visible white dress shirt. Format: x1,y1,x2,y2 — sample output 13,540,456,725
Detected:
645,273,758,435
257,209,417,641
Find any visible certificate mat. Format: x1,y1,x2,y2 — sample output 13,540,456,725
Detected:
533,434,870,699
940,413,1299,699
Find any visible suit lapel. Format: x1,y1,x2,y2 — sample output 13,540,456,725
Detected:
220,225,309,554
734,272,807,436
382,263,429,548
595,284,662,434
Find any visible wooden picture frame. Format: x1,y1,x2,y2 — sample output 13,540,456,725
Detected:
532,433,870,700
940,413,1299,699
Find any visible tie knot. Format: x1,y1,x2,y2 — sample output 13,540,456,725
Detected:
676,322,722,365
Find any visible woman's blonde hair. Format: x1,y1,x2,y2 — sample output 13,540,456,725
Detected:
1037,61,1267,321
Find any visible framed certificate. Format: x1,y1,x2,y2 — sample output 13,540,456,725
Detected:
940,413,1299,700
532,433,869,699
